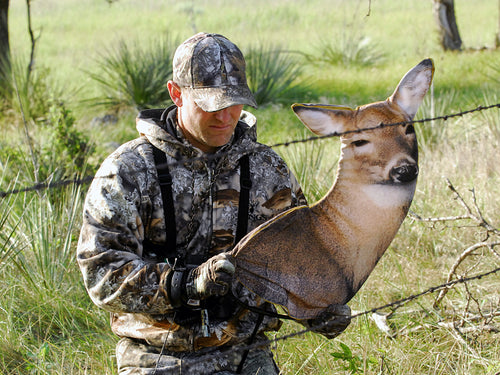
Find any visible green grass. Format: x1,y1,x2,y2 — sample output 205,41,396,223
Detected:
2,0,500,374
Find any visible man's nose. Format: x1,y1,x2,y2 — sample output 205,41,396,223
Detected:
215,108,231,122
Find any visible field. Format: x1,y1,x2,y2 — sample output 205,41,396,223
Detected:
1,0,499,374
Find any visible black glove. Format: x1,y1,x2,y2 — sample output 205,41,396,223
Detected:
169,253,235,308
306,304,351,339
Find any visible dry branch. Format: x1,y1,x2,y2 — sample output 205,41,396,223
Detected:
410,179,500,314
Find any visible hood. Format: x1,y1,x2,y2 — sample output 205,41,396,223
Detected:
136,106,258,166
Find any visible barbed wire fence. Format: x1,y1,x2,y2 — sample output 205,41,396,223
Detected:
1,102,499,369
1,102,500,199
180,263,500,370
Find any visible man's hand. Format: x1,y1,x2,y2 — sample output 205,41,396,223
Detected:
185,253,235,301
306,304,351,339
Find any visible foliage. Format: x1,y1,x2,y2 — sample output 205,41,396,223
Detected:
244,44,308,107
478,91,500,139
413,88,459,153
0,170,21,270
87,36,178,111
42,102,94,175
10,186,81,295
313,33,385,67
0,56,61,122
330,342,378,373
277,134,338,202
0,103,95,194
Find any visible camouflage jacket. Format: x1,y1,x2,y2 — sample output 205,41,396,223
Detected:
77,106,307,352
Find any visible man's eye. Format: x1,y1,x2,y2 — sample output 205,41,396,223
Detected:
352,139,369,147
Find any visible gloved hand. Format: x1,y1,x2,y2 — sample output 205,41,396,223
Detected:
305,304,351,339
185,253,235,301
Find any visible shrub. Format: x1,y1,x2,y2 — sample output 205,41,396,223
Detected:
313,32,384,67
88,36,178,111
244,44,308,107
0,56,62,122
43,102,94,175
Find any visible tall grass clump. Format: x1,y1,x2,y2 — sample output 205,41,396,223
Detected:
0,185,117,374
10,186,81,295
88,36,179,111
478,91,500,140
0,171,21,270
313,31,384,68
244,44,308,107
413,88,461,153
278,134,338,202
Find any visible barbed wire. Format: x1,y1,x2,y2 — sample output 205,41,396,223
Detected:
1,102,499,200
160,264,500,370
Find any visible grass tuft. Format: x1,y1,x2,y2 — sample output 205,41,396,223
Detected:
244,44,308,107
87,36,179,111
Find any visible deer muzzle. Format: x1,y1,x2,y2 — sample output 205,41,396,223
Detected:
389,164,419,183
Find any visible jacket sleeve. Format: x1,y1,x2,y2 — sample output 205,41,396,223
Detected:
77,152,174,314
289,168,308,207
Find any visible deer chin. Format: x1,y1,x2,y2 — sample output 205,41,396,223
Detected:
361,182,416,208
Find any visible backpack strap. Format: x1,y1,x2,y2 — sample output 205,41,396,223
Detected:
144,147,251,260
235,154,251,244
142,145,177,261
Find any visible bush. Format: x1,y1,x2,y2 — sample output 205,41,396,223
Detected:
313,32,384,67
0,56,62,122
244,44,308,107
88,36,179,111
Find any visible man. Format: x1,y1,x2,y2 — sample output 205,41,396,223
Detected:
77,32,350,374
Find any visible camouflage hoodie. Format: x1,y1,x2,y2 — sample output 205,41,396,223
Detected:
77,106,307,352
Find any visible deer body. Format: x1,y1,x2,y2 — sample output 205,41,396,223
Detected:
231,59,434,319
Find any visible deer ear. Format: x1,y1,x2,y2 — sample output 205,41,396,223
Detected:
390,58,434,119
292,104,353,136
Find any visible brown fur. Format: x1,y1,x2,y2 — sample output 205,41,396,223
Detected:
231,59,434,319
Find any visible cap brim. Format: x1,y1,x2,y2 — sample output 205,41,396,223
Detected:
186,85,258,112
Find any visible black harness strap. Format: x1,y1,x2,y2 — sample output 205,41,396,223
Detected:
236,312,265,374
146,147,252,260
235,154,251,244
143,145,177,261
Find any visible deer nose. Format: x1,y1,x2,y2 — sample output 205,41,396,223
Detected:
390,164,419,183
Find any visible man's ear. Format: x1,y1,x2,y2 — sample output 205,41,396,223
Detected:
167,81,183,107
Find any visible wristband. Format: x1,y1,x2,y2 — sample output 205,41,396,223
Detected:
169,269,186,308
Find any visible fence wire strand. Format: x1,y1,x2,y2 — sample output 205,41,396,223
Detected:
1,102,500,199
158,265,500,370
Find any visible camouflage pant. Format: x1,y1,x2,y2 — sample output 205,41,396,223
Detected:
116,337,280,375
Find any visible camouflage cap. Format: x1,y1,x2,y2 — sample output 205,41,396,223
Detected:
173,32,257,112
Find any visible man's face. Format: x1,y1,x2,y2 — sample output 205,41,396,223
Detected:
177,88,243,154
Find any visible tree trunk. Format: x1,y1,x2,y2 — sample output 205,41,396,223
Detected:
0,0,10,93
433,0,462,51
496,0,500,47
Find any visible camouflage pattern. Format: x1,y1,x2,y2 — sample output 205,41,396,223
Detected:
173,32,257,112
116,335,279,374
77,106,306,372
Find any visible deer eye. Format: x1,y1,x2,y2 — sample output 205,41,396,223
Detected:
352,139,369,147
405,124,415,135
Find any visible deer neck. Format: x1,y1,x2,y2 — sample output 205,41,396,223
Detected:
312,160,416,291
